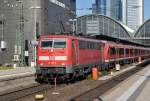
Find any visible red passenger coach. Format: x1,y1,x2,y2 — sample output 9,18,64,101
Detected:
36,35,103,82
102,41,150,67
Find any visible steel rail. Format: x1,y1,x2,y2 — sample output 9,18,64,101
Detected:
0,83,52,101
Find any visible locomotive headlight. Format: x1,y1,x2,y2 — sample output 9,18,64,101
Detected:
50,49,54,52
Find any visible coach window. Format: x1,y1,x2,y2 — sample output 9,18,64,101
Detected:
79,41,86,49
97,43,101,50
119,48,124,55
91,42,93,49
84,41,86,49
110,47,116,55
88,42,90,49
131,49,134,55
132,49,135,55
90,42,92,49
133,49,135,55
134,49,138,55
92,42,95,49
142,50,144,54
126,49,129,54
141,50,143,54
116,48,119,55
144,50,146,54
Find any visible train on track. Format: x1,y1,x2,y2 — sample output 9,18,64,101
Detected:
35,35,150,83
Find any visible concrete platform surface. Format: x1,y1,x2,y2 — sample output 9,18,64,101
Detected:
0,67,36,93
0,67,35,79
101,65,150,101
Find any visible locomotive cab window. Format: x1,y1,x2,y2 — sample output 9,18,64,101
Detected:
41,40,53,48
41,38,66,48
54,39,66,48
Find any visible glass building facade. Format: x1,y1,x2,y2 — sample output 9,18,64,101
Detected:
93,0,122,21
94,0,107,15
122,0,144,30
110,0,122,21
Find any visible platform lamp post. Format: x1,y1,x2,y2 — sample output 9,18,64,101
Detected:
30,6,41,67
69,19,77,35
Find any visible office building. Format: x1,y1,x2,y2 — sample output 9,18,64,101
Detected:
110,0,122,21
0,0,76,66
93,0,122,21
93,0,107,15
122,0,144,30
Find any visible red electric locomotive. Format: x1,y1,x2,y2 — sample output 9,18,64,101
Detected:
35,35,150,83
36,35,104,83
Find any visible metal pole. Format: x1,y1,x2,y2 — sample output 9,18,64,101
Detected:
17,0,25,66
30,4,41,67
73,21,75,34
34,6,37,67
1,19,4,41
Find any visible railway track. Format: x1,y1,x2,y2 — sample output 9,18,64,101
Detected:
0,60,149,101
0,73,34,82
70,59,150,101
0,83,51,101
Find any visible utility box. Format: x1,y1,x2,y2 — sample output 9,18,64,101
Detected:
115,64,120,71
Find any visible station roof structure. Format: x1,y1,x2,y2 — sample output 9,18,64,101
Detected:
133,18,150,45
76,14,134,41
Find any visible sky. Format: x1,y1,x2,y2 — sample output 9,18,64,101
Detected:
76,0,150,20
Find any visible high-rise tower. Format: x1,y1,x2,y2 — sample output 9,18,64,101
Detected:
93,0,122,21
94,0,107,15
110,0,122,21
122,0,144,30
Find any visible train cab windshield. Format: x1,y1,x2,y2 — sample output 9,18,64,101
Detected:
53,39,66,48
41,40,53,48
41,38,66,48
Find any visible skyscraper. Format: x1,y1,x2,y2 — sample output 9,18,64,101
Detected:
94,0,107,15
110,0,122,21
122,0,144,30
93,0,122,21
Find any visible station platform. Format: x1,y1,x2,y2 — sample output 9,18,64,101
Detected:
101,64,150,101
0,67,35,80
0,67,36,94
98,64,137,81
